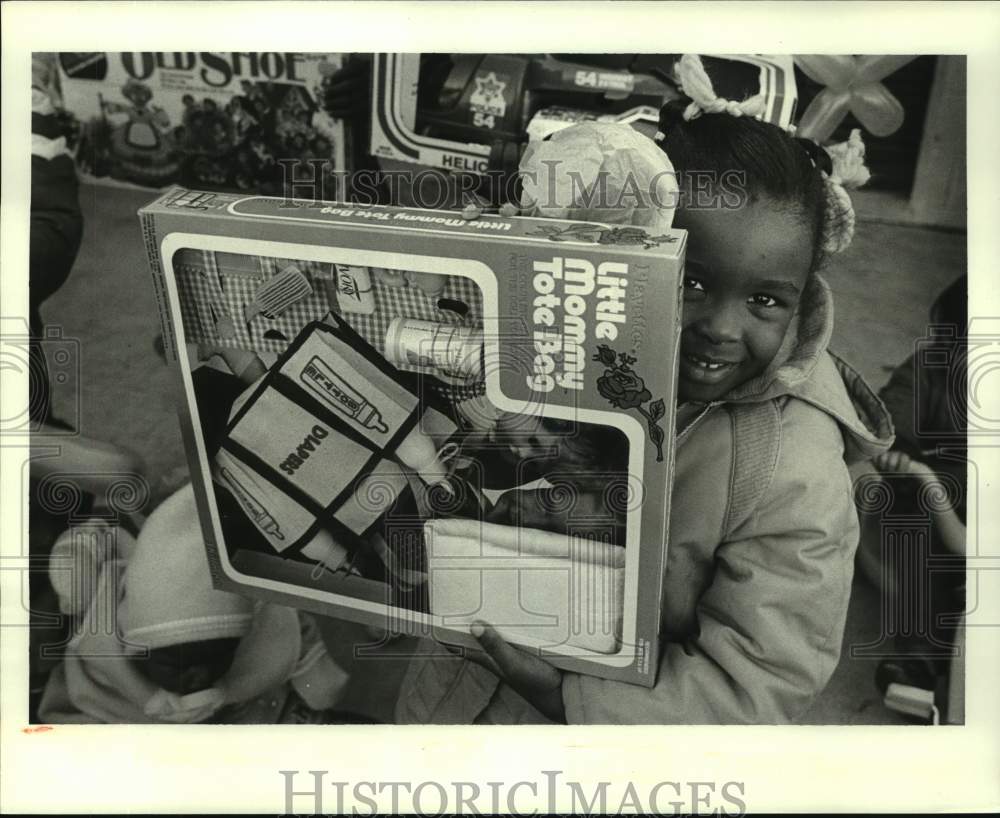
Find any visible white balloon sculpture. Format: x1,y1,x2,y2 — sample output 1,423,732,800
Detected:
794,55,917,142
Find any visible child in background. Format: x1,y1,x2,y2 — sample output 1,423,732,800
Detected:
865,275,967,698
392,54,894,724
30,52,83,426
38,484,348,724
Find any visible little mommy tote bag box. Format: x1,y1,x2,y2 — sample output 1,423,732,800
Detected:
140,187,686,686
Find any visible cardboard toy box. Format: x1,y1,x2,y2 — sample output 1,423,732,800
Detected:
57,52,345,192
139,187,686,687
370,52,797,176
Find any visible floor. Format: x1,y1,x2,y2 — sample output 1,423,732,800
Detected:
38,182,967,724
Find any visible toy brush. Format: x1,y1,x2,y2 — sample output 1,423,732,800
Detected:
244,265,312,323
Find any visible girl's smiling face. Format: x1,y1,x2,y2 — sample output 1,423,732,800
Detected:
673,199,814,403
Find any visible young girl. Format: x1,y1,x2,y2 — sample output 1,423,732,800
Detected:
391,54,894,724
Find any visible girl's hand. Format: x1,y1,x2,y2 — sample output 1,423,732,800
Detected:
467,621,566,723
873,449,936,480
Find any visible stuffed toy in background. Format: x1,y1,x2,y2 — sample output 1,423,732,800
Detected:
517,121,679,234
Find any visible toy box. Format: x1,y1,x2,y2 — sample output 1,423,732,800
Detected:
370,53,797,175
57,52,345,192
139,187,686,686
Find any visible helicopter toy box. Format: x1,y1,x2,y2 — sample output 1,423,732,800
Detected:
139,186,686,686
369,52,797,176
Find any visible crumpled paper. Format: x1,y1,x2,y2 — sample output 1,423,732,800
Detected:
519,122,678,234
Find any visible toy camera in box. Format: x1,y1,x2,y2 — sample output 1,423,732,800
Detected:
139,187,686,687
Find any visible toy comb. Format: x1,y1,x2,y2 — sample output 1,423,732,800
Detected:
244,265,313,323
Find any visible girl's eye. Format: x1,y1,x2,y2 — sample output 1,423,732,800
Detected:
749,294,781,308
684,276,705,292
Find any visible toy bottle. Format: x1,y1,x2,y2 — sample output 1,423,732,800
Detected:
394,427,452,490
384,318,483,380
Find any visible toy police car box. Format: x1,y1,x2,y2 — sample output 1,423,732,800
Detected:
139,186,686,686
370,53,797,174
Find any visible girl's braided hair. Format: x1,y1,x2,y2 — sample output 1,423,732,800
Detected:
656,54,870,271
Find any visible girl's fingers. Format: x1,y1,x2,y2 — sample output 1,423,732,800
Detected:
874,450,937,480
471,622,512,667
448,637,503,677
874,450,902,472
470,621,567,722
471,622,561,689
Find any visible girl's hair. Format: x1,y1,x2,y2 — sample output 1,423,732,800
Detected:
657,98,830,271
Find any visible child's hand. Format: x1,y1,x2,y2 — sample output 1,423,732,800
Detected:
872,450,936,481
468,621,566,723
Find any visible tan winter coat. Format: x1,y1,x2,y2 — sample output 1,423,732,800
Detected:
394,274,894,724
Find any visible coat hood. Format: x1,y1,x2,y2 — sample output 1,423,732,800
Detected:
122,484,256,649
722,274,894,464
39,486,305,723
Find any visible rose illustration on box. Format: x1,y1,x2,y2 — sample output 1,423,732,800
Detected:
594,344,666,462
